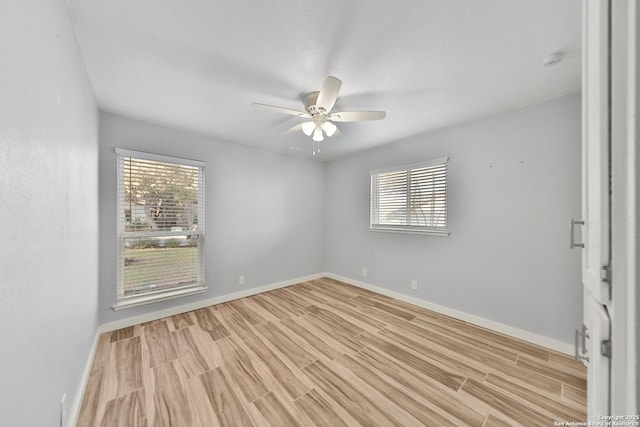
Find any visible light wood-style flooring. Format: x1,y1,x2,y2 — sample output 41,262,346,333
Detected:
78,278,587,426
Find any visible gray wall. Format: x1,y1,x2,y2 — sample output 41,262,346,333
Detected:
99,112,325,323
0,1,99,426
325,93,582,344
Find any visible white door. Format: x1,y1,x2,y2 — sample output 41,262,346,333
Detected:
582,288,611,418
577,0,612,420
581,0,611,305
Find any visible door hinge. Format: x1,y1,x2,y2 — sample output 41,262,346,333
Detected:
601,339,612,358
601,264,612,300
601,265,611,282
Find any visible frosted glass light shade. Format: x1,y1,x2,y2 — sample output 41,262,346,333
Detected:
321,121,337,137
301,121,315,136
312,127,324,142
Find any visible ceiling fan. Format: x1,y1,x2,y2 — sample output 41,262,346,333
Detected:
253,76,386,155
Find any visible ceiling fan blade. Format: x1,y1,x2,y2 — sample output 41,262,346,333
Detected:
282,123,304,135
252,103,311,118
329,111,386,122
315,76,342,113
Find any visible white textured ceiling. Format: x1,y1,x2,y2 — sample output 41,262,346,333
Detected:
68,0,581,160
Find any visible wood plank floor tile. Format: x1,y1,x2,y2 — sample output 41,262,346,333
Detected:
100,388,147,427
194,308,230,341
425,329,518,372
249,294,292,320
549,350,587,371
171,327,212,379
516,355,587,390
110,327,135,343
438,315,550,361
304,313,367,353
484,413,516,427
113,336,143,397
291,284,330,306
320,300,387,331
150,361,193,426
244,335,309,400
227,299,267,325
215,336,269,402
485,372,586,421
294,389,351,427
77,334,113,426
353,295,417,321
354,346,487,426
143,321,177,368
338,353,460,426
353,303,418,329
269,288,313,315
198,367,255,427
358,331,467,391
303,286,361,308
461,378,555,426
306,305,364,336
378,327,488,381
546,352,588,379
344,284,441,320
279,317,343,361
413,317,521,361
489,358,564,397
281,319,342,360
254,321,317,368
213,303,257,340
253,392,304,427
79,278,587,426
170,312,193,330
563,383,587,408
260,290,307,317
303,359,411,427
294,314,365,355
308,278,362,300
384,319,434,342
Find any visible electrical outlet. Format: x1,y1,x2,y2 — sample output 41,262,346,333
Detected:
60,393,66,427
362,268,367,277
239,275,245,285
411,280,418,290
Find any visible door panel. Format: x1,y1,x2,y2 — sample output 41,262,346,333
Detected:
580,0,612,420
581,0,611,305
584,290,611,419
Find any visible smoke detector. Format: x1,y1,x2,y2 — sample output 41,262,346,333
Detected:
542,52,564,67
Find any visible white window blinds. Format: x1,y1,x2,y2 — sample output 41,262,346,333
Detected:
116,149,205,305
370,157,449,235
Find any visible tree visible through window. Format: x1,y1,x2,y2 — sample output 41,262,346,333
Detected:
116,149,205,307
370,158,449,235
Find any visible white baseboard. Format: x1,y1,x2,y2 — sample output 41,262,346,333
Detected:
70,326,101,427
101,273,324,333
325,273,574,355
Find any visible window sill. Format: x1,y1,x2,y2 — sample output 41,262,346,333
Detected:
369,227,450,237
113,286,208,311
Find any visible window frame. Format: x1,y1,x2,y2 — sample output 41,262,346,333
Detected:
113,148,207,310
370,157,450,236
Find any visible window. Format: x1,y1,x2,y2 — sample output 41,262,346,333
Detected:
115,148,206,309
370,157,449,236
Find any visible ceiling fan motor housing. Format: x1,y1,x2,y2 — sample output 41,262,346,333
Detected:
303,91,322,115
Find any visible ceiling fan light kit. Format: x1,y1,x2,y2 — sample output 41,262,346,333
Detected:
312,127,324,142
253,76,386,156
301,121,316,136
321,120,337,137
